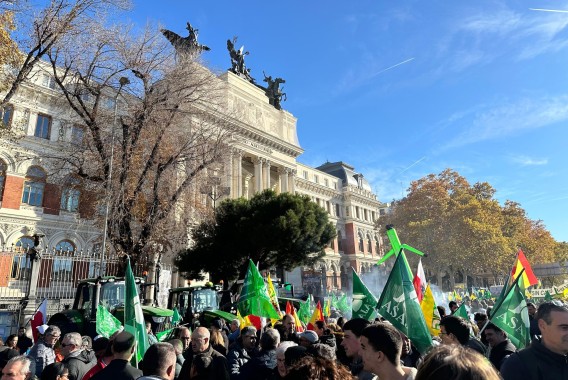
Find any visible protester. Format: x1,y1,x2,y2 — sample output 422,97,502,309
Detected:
483,322,516,371
238,328,279,380
16,329,33,356
82,337,113,380
89,331,142,380
81,337,92,351
177,327,229,380
399,333,422,369
228,320,240,345
298,331,318,348
211,319,229,352
146,322,158,347
439,316,486,355
138,343,176,380
284,355,356,380
40,362,69,380
501,301,568,379
360,323,417,380
415,345,500,380
175,327,192,359
527,302,541,340
280,315,298,343
2,356,34,380
448,301,458,314
274,341,297,379
60,332,96,380
473,312,489,346
436,306,446,320
28,325,60,377
227,326,257,379
313,321,336,349
0,335,20,371
209,324,227,356
340,318,374,380
167,339,184,380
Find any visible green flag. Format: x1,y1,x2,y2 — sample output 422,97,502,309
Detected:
237,260,280,319
352,268,377,320
453,303,469,320
337,294,350,314
545,290,553,301
376,251,433,354
156,327,175,342
96,304,122,338
490,280,531,349
124,258,149,365
172,307,181,326
297,298,311,324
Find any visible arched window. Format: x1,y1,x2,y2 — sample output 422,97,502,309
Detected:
61,177,80,212
0,159,6,201
367,234,373,253
22,166,46,206
12,237,34,279
1,105,13,127
53,240,75,281
358,233,364,253
337,230,343,252
375,235,381,255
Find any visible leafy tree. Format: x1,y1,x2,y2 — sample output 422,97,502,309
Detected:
377,169,558,290
175,190,337,285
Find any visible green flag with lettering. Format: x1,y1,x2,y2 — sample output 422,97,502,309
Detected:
125,258,149,365
237,260,280,319
376,251,433,354
352,268,377,320
545,290,553,301
490,281,531,349
298,298,310,324
96,304,122,338
172,307,181,326
337,294,350,314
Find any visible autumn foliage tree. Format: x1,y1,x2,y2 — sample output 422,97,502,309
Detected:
175,190,337,285
377,169,558,290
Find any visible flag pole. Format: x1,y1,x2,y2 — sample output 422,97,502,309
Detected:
23,298,47,328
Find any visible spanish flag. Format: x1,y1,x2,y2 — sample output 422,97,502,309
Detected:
511,249,538,288
307,301,324,331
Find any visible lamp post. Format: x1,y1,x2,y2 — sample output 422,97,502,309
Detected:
99,76,130,277
200,176,230,211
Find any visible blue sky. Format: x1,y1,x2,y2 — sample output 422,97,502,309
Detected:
129,1,568,242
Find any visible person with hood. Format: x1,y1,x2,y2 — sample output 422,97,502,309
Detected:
238,328,279,380
60,332,96,380
313,321,336,349
28,325,60,377
484,323,516,371
227,326,257,379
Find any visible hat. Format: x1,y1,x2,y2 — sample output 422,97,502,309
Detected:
211,319,223,330
299,330,319,344
36,324,50,335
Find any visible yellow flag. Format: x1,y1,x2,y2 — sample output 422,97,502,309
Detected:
420,284,441,336
266,274,282,325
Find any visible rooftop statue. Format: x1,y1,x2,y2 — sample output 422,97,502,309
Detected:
263,72,287,110
161,22,211,56
227,37,255,83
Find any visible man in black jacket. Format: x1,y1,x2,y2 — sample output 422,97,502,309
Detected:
227,326,257,379
61,332,97,380
90,331,142,380
484,323,516,371
178,327,229,380
501,301,568,380
238,328,279,380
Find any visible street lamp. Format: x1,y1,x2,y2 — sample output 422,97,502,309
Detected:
200,176,230,211
99,76,130,276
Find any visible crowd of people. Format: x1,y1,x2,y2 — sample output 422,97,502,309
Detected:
0,299,567,380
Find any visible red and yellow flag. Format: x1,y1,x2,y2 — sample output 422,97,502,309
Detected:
307,301,324,331
285,301,304,332
511,249,538,288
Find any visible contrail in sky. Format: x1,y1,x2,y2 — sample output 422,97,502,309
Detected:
529,8,568,13
373,58,415,77
399,156,427,175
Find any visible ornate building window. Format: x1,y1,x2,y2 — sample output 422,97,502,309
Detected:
1,105,13,127
0,159,6,201
358,233,364,252
22,166,46,206
367,234,373,253
337,231,343,252
12,237,34,279
53,240,75,281
34,114,51,139
61,177,81,212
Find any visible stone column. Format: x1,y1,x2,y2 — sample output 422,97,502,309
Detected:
264,160,271,190
254,158,264,193
281,168,289,193
236,151,243,198
288,169,296,193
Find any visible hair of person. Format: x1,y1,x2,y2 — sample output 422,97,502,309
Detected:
282,314,294,322
326,323,341,333
536,301,568,324
449,301,457,308
168,339,183,354
6,334,17,345
81,335,92,349
240,326,257,337
526,302,536,308
40,362,68,380
276,341,297,356
336,317,345,328
45,325,61,337
361,323,402,365
342,318,371,337
484,322,503,334
260,328,280,350
314,320,326,330
285,355,356,380
5,356,31,376
92,337,109,353
112,331,136,353
285,345,308,367
415,344,500,380
437,305,447,318
174,326,190,339
209,328,224,347
439,316,470,345
307,343,336,361
473,312,487,322
141,342,176,377
232,318,241,327
64,332,82,347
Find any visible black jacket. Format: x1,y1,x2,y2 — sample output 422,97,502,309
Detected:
178,345,229,380
90,359,143,380
489,339,516,371
319,333,336,349
238,349,277,380
63,349,97,380
226,342,254,379
501,339,568,380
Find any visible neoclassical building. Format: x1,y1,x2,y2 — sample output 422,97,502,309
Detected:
0,62,388,305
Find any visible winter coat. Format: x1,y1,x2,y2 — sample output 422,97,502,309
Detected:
319,333,336,349
501,339,568,380
178,345,229,380
238,349,277,380
489,339,516,371
63,349,97,380
89,359,142,380
28,340,56,377
226,342,253,379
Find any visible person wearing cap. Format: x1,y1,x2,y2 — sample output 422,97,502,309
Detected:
28,325,60,377
298,331,319,348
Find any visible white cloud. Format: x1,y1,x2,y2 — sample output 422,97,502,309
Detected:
510,155,548,166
